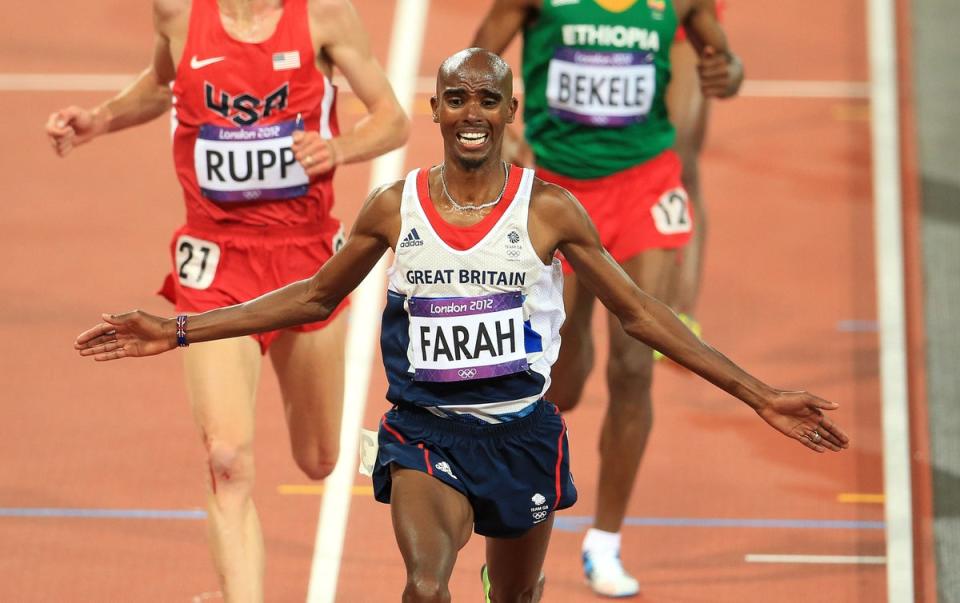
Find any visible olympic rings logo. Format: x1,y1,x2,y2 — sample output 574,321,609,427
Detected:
532,511,548,520
458,368,478,379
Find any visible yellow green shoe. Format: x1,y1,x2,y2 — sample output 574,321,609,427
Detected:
481,564,546,601
682,313,702,338
653,313,702,361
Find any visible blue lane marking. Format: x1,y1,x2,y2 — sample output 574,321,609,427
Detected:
0,508,207,519
554,516,885,532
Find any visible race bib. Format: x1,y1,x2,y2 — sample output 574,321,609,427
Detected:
408,292,528,382
194,119,308,202
651,188,692,235
546,48,656,127
357,428,378,477
175,234,221,290
331,223,346,254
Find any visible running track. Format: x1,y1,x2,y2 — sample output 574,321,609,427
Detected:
0,0,930,601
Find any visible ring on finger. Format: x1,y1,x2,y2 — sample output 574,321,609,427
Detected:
304,154,313,166
809,430,822,443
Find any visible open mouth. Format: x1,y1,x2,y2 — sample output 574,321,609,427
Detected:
456,131,488,148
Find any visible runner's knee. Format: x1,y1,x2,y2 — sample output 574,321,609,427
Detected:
205,439,254,494
398,533,458,603
606,347,654,388
402,574,450,603
292,448,337,481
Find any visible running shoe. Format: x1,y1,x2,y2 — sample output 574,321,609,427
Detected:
481,564,492,603
481,563,546,601
582,550,640,598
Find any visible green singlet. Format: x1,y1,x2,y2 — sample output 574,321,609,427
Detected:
521,0,678,179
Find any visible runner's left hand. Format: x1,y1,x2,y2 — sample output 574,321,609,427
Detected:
755,391,850,453
698,45,743,98
292,131,339,176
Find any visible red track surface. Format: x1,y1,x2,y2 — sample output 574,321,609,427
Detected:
0,0,910,601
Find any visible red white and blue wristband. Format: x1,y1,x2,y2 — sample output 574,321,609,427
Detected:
175,315,189,348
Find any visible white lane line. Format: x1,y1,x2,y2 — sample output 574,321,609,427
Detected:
304,2,429,603
1,72,870,99
745,554,887,565
867,0,915,600
0,73,133,90
740,79,869,98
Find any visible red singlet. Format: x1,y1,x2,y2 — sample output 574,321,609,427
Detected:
161,0,348,352
171,0,339,228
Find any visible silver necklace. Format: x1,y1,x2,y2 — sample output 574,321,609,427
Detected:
440,161,509,212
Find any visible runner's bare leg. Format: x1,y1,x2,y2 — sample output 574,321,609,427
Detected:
595,248,679,532
269,311,348,480
183,337,264,602
485,517,553,602
667,39,710,316
390,467,474,602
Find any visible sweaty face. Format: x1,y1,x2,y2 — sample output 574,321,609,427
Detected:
431,55,516,169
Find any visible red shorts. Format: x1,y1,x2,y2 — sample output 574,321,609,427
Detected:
675,0,726,43
159,215,349,353
537,150,693,274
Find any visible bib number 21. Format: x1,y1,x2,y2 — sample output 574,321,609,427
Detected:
175,234,221,290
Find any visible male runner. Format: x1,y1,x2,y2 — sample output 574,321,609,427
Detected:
664,0,728,341
46,0,408,600
473,0,742,594
75,49,846,603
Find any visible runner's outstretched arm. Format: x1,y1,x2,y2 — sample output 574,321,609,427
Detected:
45,0,183,155
536,182,850,453
74,182,402,359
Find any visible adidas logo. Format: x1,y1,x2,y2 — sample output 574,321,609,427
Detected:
435,461,458,480
399,228,424,248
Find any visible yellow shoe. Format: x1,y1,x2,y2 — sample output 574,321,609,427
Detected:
680,313,702,338
481,563,545,601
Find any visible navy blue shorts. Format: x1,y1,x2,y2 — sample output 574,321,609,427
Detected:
372,400,578,538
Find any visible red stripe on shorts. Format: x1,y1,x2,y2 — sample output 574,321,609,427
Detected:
553,414,567,510
380,415,406,444
418,443,433,475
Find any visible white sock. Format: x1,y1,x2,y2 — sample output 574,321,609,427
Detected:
582,528,621,556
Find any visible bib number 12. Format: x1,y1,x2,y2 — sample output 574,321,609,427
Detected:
651,188,692,235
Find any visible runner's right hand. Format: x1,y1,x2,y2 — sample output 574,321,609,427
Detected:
46,106,104,157
75,311,177,361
